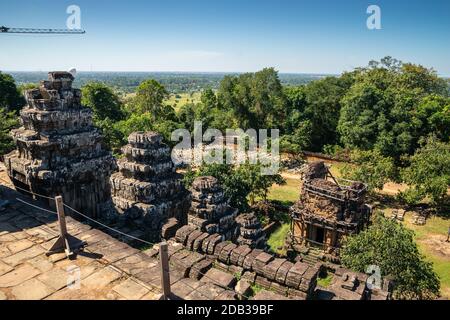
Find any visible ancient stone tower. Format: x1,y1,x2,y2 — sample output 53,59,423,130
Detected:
289,161,371,256
109,132,190,241
235,212,266,249
188,176,239,241
4,72,116,217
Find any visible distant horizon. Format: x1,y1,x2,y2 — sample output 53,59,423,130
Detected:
1,1,448,76
4,70,449,78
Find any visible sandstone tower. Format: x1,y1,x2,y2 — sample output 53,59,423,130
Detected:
235,212,266,248
289,161,371,256
4,72,116,217
188,176,239,241
109,131,190,241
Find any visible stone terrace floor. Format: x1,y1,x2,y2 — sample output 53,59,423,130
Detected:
0,163,235,300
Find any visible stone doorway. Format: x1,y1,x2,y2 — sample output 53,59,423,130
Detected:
315,227,325,244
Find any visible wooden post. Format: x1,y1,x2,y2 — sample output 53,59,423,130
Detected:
159,242,171,300
46,195,86,258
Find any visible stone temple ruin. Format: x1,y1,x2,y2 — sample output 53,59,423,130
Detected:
109,132,190,241
4,72,116,217
187,176,266,248
235,213,266,249
188,176,239,241
289,161,371,256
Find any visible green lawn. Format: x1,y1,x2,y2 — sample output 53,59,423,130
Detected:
403,214,450,299
165,92,201,111
267,176,300,205
267,223,290,256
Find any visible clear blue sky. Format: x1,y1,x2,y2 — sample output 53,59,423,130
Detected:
1,0,449,75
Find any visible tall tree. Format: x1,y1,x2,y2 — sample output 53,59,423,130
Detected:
0,72,25,113
0,108,19,156
341,213,440,300
400,136,450,208
81,82,124,121
133,79,169,117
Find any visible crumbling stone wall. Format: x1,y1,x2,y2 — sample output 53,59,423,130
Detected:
175,225,319,299
109,132,190,241
4,72,116,217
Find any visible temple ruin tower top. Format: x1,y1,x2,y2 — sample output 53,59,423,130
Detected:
110,131,190,241
188,176,239,241
4,71,116,217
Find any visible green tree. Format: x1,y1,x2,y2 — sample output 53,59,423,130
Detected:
0,108,19,156
133,79,169,116
341,213,440,300
0,72,25,113
81,82,124,121
338,57,448,160
400,136,450,208
341,149,396,191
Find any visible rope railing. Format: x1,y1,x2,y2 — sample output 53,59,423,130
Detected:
11,191,252,300
0,174,254,300
0,176,55,201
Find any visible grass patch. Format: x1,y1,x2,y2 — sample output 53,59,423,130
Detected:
317,273,333,288
403,213,450,298
267,177,300,204
267,223,290,256
165,92,201,111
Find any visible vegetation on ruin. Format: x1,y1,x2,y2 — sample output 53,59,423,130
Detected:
183,160,285,212
0,108,19,156
341,213,440,300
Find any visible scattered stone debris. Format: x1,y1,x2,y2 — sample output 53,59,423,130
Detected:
4,71,116,217
390,209,405,221
109,132,190,241
173,227,320,299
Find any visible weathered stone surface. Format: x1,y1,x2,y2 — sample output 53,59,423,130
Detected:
255,275,272,289
82,266,122,288
287,288,308,300
11,278,54,300
252,252,274,275
175,225,196,245
205,234,222,255
0,264,40,287
38,267,71,291
252,289,289,300
285,261,309,289
201,268,236,289
0,261,13,276
3,245,45,267
192,232,209,252
112,278,149,300
242,249,263,271
186,230,204,250
189,259,213,280
212,241,228,258
215,290,236,300
264,258,286,281
235,213,266,248
235,280,252,299
275,261,293,285
218,243,237,264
